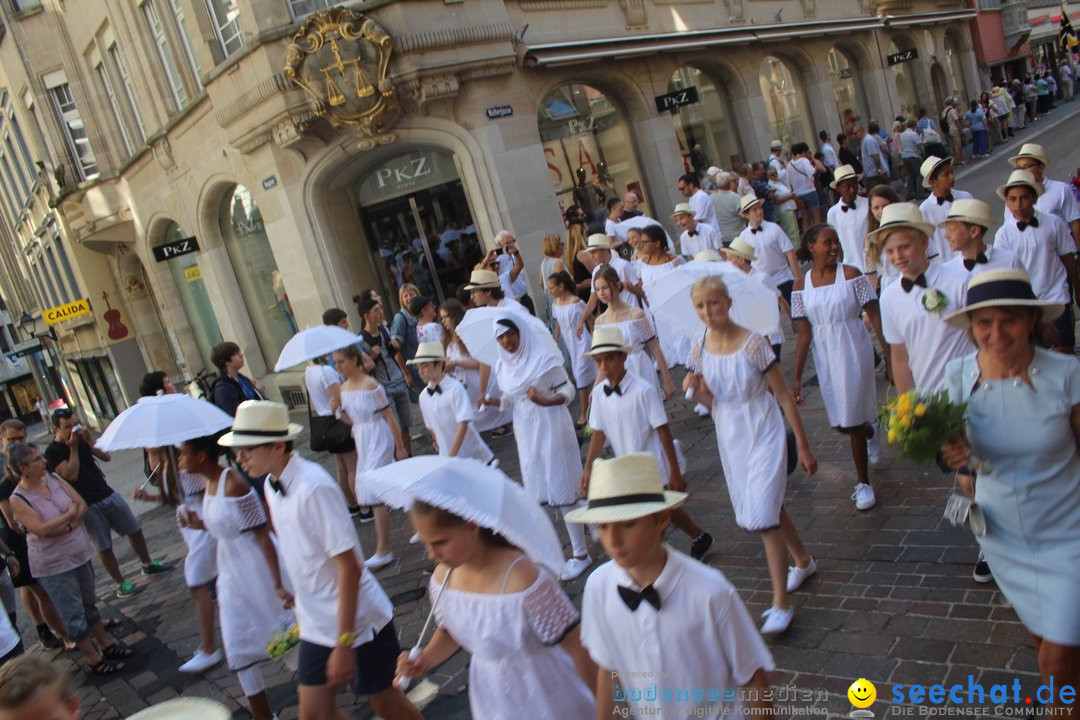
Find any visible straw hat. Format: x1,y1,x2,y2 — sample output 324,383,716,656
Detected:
920,155,953,188
865,203,935,245
1008,143,1048,169
671,202,695,218
722,236,757,262
937,198,995,230
218,401,303,448
463,268,501,290
586,233,614,250
694,249,725,262
126,698,232,720
996,169,1044,201
829,164,862,190
739,194,764,214
565,453,687,524
406,341,447,365
584,325,632,356
943,269,1064,327
769,139,783,151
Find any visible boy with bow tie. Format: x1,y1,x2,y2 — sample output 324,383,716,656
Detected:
410,342,494,463
580,328,713,561
942,199,1024,277
825,165,869,272
569,453,774,718
672,203,722,259
918,156,973,263
738,194,801,307
874,203,973,393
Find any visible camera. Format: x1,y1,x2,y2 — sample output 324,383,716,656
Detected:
493,247,506,256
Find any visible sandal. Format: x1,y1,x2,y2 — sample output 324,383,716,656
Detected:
90,658,126,675
102,642,135,660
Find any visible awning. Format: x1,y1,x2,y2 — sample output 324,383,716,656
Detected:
524,10,977,67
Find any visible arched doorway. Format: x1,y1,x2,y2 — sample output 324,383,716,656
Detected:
667,66,743,174
887,38,919,119
759,56,815,148
153,220,223,373
351,148,479,307
827,46,870,130
538,82,648,219
218,184,297,369
931,63,948,119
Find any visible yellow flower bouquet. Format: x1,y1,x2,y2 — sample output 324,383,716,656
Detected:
267,624,300,663
878,391,967,463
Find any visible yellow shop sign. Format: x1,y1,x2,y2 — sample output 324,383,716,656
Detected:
184,266,202,282
44,298,91,325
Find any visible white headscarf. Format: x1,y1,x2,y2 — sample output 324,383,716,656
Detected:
494,316,563,397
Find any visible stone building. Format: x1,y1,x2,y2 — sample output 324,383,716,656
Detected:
0,0,976,425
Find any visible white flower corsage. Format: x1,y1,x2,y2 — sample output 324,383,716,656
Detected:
921,288,948,314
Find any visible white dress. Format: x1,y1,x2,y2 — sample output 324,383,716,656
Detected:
201,471,294,671
417,322,444,345
432,563,595,719
447,342,513,432
597,315,660,395
341,386,396,505
695,332,787,532
501,366,582,506
790,271,878,429
635,256,691,369
177,470,217,588
550,300,597,390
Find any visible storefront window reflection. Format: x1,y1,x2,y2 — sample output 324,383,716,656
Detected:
827,48,870,130
668,66,742,176
888,40,919,119
160,221,222,373
759,56,814,148
538,83,647,219
218,184,297,368
944,33,968,103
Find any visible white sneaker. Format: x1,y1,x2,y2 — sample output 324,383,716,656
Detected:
178,648,223,673
851,483,877,511
867,428,882,465
760,606,794,634
365,553,394,570
560,555,592,581
786,558,817,593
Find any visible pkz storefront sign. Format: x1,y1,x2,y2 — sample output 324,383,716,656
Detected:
152,236,200,262
354,149,461,204
654,86,700,113
887,48,918,66
44,298,90,325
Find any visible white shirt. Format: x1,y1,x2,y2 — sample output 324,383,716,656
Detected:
593,255,640,307
746,268,785,346
826,196,870,273
944,245,1025,278
860,134,886,178
743,221,795,287
605,217,620,239
821,142,839,169
919,190,974,262
0,604,19,658
689,189,717,228
497,254,529,299
1001,179,1080,226
588,373,673,480
678,222,722,258
786,157,816,196
418,375,494,463
880,262,974,392
581,548,775,715
304,364,342,417
994,210,1076,304
767,154,788,185
266,454,393,648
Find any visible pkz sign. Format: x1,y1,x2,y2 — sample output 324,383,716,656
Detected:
887,48,918,66
654,86,700,113
152,236,200,263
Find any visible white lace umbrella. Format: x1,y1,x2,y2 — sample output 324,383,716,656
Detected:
95,394,234,452
363,455,565,576
273,325,362,372
455,306,561,368
647,259,781,342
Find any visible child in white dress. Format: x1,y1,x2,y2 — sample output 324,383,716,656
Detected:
547,271,597,426
684,276,817,635
336,344,407,571
439,299,513,433
396,500,596,719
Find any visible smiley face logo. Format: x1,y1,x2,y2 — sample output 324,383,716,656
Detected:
848,678,877,709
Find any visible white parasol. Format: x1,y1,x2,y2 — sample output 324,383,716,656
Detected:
455,306,561,368
273,326,362,372
647,259,781,341
611,215,674,248
96,394,234,452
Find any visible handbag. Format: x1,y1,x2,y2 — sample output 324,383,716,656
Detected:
307,399,354,454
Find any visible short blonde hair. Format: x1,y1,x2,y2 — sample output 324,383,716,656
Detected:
690,275,730,299
398,283,420,309
542,234,563,258
0,656,72,709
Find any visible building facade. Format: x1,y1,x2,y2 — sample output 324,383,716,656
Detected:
0,0,977,424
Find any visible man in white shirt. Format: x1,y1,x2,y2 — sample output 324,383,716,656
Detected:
786,142,824,227
1004,144,1080,249
493,230,535,315
678,172,717,228
918,156,973,263
898,120,925,201
767,140,788,185
819,130,839,170
825,165,869,273
671,203,722,258
858,124,888,189
220,401,421,720
739,194,801,305
709,171,747,243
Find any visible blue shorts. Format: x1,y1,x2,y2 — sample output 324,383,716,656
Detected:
296,620,399,696
798,191,821,212
83,493,141,552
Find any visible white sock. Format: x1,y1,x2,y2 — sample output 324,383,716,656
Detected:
561,506,588,558
237,665,266,696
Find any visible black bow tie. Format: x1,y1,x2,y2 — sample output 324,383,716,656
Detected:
963,253,988,271
936,193,954,206
268,475,286,496
687,230,697,237
1017,218,1039,231
618,584,661,612
426,384,442,396
841,203,856,213
603,383,622,397
750,227,763,234
900,274,928,293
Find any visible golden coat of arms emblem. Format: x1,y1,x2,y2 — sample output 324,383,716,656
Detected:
284,8,400,136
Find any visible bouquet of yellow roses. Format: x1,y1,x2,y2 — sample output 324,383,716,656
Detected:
267,623,300,663
878,390,967,463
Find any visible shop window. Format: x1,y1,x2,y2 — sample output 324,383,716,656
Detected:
667,66,743,175
887,40,919,119
759,56,815,149
159,221,222,372
827,47,870,131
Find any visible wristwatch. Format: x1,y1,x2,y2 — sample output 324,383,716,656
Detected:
337,631,357,647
